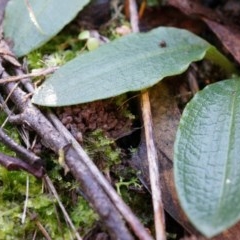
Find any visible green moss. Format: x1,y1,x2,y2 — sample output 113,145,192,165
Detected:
0,111,97,238
71,196,99,235
0,112,21,157
85,129,121,171
115,176,141,196
146,0,165,7
27,27,85,70
119,183,154,227
0,163,99,239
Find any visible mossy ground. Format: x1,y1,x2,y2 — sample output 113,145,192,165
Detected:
0,12,157,239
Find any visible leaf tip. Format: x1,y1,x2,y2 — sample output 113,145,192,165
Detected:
32,84,58,106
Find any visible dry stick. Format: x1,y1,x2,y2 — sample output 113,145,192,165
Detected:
0,66,58,84
141,91,166,240
44,175,82,240
15,68,38,93
29,212,52,240
2,71,133,240
0,151,44,178
129,1,166,240
0,126,41,166
21,175,29,224
47,111,153,240
35,221,52,240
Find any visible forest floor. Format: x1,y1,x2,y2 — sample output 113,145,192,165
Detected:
0,0,240,239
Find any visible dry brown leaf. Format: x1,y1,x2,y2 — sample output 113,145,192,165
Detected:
131,78,240,239
167,0,220,21
203,19,240,65
167,0,240,65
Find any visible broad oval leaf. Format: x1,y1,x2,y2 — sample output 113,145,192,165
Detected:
32,27,235,107
174,79,240,237
3,0,90,57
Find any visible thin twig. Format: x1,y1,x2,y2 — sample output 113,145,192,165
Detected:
129,1,166,239
129,0,140,32
29,211,52,240
0,127,41,166
4,82,19,106
0,152,44,178
32,230,37,240
44,174,83,240
21,175,29,224
141,91,166,240
47,111,153,240
0,93,15,128
15,67,36,93
0,66,58,84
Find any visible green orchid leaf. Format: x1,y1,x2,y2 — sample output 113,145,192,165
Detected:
174,79,240,237
32,27,235,106
3,0,90,57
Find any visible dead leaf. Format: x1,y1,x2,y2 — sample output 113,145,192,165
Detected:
139,5,204,34
167,0,240,65
131,78,240,239
167,0,220,21
203,19,240,65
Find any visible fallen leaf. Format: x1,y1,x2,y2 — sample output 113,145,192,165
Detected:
203,19,240,65
167,0,240,65
167,0,220,21
132,78,240,239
